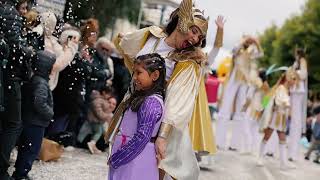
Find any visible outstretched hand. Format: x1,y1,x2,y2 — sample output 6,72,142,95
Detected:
215,15,226,29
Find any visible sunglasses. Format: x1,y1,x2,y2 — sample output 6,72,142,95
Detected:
101,47,111,53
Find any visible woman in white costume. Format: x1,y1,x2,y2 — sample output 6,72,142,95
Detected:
258,68,299,170
216,36,263,151
288,48,308,161
245,69,269,153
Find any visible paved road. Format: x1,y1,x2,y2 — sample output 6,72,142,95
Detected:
199,150,319,180
8,145,319,180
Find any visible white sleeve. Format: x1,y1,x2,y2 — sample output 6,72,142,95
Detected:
52,41,78,73
207,47,220,67
297,59,308,80
275,85,290,107
107,57,114,80
163,62,200,130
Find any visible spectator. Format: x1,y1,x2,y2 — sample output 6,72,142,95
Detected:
13,50,56,180
0,1,33,179
77,88,115,154
80,18,99,49
305,106,320,162
23,10,45,53
45,27,81,136
34,11,79,90
95,37,115,86
111,55,131,104
16,0,28,17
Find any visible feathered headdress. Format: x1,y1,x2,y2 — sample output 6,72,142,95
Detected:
177,0,209,37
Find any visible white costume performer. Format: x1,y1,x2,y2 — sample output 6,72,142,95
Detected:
288,57,308,161
258,68,299,169
216,37,263,151
245,73,268,153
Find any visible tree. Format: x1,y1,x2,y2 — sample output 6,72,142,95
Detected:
259,0,320,91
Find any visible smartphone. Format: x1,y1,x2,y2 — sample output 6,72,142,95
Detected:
67,35,73,41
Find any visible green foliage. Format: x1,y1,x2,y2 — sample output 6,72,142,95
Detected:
259,0,320,91
63,0,141,33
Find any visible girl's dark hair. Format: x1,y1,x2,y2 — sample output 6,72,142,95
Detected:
259,69,267,82
98,86,113,95
164,8,207,48
128,53,166,112
16,0,28,9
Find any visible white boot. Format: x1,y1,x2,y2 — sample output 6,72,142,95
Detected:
279,143,296,171
257,140,267,166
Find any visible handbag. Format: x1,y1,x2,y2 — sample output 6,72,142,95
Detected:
39,138,64,162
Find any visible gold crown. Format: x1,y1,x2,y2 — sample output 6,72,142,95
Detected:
177,0,209,37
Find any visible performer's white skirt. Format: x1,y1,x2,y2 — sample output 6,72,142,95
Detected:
268,112,287,132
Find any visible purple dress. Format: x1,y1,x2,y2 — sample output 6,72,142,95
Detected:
108,95,164,180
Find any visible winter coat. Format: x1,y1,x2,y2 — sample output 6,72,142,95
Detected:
84,51,111,92
53,53,91,116
0,0,33,112
111,56,131,103
22,50,56,127
0,0,33,81
0,37,9,112
87,91,113,123
25,30,45,52
35,12,79,90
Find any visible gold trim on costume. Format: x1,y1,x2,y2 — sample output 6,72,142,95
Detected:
275,112,285,131
158,123,173,139
279,140,286,145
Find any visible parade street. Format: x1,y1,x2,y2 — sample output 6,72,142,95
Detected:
8,134,319,180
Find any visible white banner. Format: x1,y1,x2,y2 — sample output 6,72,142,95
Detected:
36,0,66,17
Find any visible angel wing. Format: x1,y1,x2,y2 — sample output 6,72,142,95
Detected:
177,0,194,33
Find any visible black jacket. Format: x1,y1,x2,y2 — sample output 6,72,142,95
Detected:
111,56,131,103
22,50,56,127
53,54,90,116
0,37,9,112
0,0,33,82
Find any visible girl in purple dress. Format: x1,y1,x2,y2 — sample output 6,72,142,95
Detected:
108,53,166,180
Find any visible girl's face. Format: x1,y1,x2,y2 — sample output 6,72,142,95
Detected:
133,63,159,91
174,26,203,49
18,2,28,17
108,98,117,111
287,76,297,87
